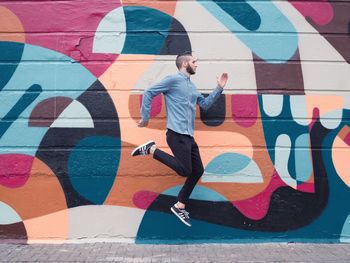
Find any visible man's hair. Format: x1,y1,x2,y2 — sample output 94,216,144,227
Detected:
176,52,192,69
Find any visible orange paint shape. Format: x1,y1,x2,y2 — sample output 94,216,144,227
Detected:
0,6,25,43
194,131,253,167
0,157,67,220
99,54,168,147
23,209,69,244
306,95,343,119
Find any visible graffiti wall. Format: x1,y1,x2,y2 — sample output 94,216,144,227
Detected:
1,0,350,244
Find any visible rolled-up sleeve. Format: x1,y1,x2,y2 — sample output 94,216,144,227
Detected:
196,86,223,111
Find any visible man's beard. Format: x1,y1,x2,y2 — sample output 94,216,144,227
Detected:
186,64,196,75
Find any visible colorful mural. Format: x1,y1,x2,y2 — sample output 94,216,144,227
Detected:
1,0,350,244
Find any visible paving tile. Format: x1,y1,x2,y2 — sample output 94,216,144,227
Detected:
1,243,350,262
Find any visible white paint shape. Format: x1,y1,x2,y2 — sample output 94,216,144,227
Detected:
202,159,263,183
262,94,284,117
51,100,94,128
275,134,296,187
175,1,256,94
320,109,343,130
68,205,145,241
93,7,126,54
0,201,22,224
290,95,310,126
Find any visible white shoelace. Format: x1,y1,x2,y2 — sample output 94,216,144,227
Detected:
180,209,190,219
140,145,148,155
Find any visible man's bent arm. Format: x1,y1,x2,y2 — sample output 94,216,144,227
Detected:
140,76,172,121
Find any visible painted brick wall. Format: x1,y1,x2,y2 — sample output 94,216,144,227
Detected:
1,0,350,244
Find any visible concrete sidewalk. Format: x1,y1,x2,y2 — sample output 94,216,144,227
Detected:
1,242,350,263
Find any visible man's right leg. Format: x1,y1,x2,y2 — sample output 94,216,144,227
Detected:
153,129,193,178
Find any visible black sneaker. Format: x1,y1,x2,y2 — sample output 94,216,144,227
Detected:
170,205,191,227
131,141,155,156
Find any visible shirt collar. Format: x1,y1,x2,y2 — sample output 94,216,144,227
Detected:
178,70,190,80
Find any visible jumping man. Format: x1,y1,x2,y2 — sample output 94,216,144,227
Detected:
131,53,228,227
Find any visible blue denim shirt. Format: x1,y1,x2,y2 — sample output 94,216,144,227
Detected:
141,71,223,136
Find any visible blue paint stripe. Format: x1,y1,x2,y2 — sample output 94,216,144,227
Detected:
0,84,42,138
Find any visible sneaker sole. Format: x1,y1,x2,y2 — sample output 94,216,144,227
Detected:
170,207,191,227
131,140,155,156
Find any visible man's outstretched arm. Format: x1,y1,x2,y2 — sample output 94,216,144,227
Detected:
197,72,228,110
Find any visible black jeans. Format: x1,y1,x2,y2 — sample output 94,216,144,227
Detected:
153,129,204,204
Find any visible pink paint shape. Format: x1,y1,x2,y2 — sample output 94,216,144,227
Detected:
231,95,258,127
2,1,121,77
133,190,159,210
232,170,287,220
139,94,162,118
309,107,320,133
289,1,333,26
297,182,315,193
343,131,350,147
0,154,34,188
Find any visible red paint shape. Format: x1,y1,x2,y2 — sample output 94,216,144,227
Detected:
139,94,162,118
232,170,287,220
2,1,121,77
297,182,315,193
343,132,350,147
309,107,320,133
231,95,258,128
133,190,159,210
0,154,34,188
289,1,333,26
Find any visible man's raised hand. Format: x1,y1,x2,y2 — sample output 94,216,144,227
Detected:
217,73,228,89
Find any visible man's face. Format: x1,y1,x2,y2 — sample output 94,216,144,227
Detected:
185,56,197,75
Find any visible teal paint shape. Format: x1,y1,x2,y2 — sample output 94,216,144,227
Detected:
258,95,309,181
163,185,228,202
290,111,350,243
136,111,350,244
0,41,24,91
315,114,350,241
68,136,121,204
205,153,250,175
212,0,261,31
122,6,172,54
136,210,339,244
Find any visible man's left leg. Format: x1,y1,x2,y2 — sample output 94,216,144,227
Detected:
177,137,204,205
170,137,203,226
